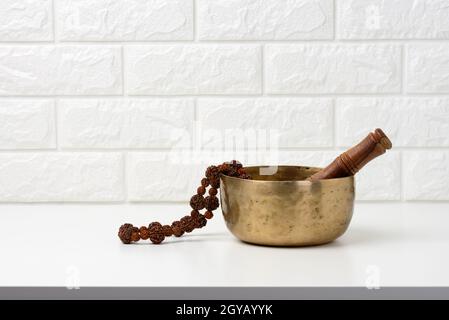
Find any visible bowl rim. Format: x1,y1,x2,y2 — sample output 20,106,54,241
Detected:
220,165,354,184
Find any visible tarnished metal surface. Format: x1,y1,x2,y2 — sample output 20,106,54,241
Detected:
220,166,355,246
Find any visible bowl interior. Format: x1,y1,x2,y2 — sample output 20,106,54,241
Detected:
243,165,320,181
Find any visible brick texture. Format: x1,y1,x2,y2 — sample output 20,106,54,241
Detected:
0,0,446,202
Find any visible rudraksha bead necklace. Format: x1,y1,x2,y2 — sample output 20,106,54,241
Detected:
118,160,251,245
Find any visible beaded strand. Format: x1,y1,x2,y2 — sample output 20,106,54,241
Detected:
118,160,250,245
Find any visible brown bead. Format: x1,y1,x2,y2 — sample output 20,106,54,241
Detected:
240,173,251,179
192,217,201,228
131,230,140,242
226,166,239,177
201,178,209,187
200,217,207,228
139,226,150,240
190,210,200,219
194,215,207,228
230,160,243,169
218,162,227,170
218,163,230,175
147,222,165,244
205,165,219,180
162,225,173,237
197,186,206,195
171,221,184,237
118,223,134,244
180,215,195,233
221,160,243,177
204,211,213,219
149,233,165,244
190,194,205,210
209,177,220,189
205,196,219,211
208,188,217,196
148,222,163,234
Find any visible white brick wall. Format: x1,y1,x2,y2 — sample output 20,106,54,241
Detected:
407,44,449,93
198,98,333,148
125,45,262,95
0,0,448,202
0,153,124,202
265,44,401,93
56,0,193,41
59,99,194,148
338,0,449,39
0,46,122,95
0,100,55,149
0,0,53,41
198,0,334,40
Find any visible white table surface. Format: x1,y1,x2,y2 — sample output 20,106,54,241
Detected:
1,202,448,287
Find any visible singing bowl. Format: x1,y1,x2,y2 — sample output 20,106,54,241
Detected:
219,166,355,246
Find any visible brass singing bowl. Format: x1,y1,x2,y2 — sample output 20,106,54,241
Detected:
220,166,355,247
